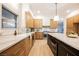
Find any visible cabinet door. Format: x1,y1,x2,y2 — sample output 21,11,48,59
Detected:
50,20,58,29
34,32,44,39
47,36,57,56
74,15,79,23
25,12,33,28
24,37,31,56
34,19,42,28
0,37,31,56
67,17,74,28
58,44,75,56
0,39,25,56
26,19,34,28
58,44,68,56
66,17,74,34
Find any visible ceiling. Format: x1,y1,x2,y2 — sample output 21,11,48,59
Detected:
28,3,79,19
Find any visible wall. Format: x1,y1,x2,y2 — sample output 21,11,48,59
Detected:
66,9,79,18
19,4,31,33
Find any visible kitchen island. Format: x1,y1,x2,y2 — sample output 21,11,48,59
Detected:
48,33,79,56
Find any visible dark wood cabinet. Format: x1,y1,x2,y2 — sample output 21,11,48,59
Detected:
48,34,79,56
58,44,68,56
58,44,75,56
47,35,57,56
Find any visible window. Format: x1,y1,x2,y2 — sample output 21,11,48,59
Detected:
2,7,17,28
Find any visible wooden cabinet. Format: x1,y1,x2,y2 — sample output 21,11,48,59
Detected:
25,12,34,28
34,32,44,40
58,44,68,56
34,19,42,28
66,15,79,34
26,19,34,28
0,36,32,56
58,43,74,56
66,17,75,34
74,15,79,23
67,17,74,28
50,19,58,29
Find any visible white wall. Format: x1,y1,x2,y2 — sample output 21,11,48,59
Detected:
19,4,30,33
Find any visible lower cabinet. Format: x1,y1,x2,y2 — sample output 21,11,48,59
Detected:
48,34,79,56
58,44,74,56
0,36,33,56
34,32,44,40
58,44,67,56
47,35,57,56
57,41,77,56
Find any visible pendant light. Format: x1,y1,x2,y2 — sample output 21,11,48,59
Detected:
54,3,60,21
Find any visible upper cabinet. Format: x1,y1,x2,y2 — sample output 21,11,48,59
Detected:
66,17,74,34
67,17,74,28
26,19,34,28
25,12,32,20
66,14,79,34
34,19,42,29
50,19,58,29
74,15,79,23
25,12,34,28
25,12,43,29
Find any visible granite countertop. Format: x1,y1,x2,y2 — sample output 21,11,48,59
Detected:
0,32,34,53
48,33,79,50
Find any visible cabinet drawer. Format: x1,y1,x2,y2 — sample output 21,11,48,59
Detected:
50,40,57,55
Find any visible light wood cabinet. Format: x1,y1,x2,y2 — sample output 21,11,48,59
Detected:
50,19,58,29
25,12,34,28
66,15,79,34
0,36,32,56
66,17,75,34
34,32,44,40
26,19,34,28
34,19,42,28
74,15,79,23
67,17,74,28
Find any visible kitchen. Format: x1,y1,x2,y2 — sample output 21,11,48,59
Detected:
0,3,79,56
